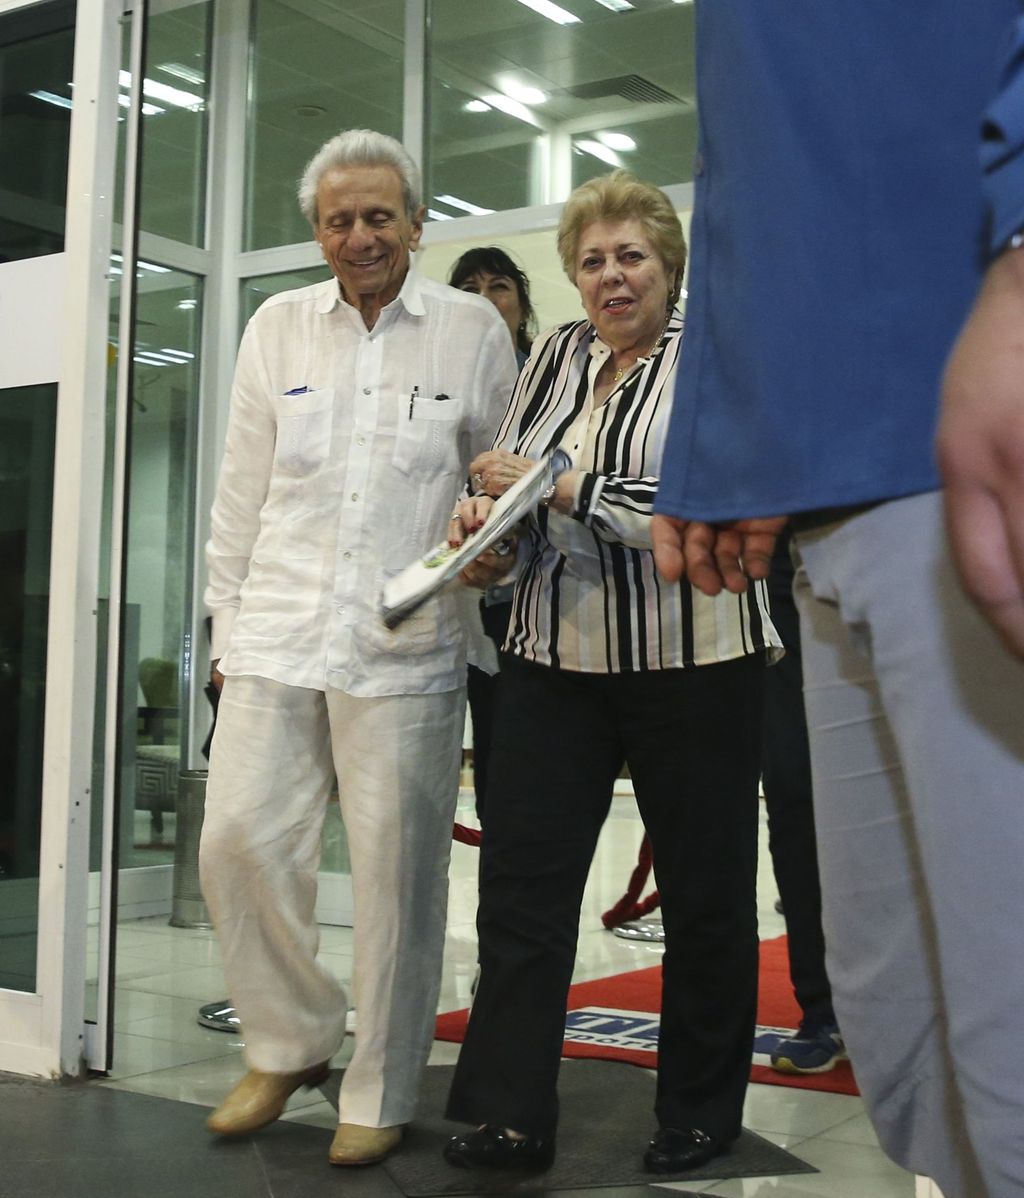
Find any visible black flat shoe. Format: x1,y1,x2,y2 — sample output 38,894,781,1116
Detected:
444,1125,556,1171
643,1126,730,1173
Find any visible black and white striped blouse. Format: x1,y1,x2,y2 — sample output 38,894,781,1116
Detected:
496,313,781,673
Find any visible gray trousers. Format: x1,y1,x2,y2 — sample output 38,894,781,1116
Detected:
794,491,1024,1198
200,675,464,1128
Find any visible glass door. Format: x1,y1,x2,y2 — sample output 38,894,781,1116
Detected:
0,0,122,1076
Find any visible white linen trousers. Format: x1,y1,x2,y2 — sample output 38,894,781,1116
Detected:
199,674,465,1128
794,491,1024,1198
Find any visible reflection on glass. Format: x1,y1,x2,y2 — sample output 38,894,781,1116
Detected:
0,383,57,993
0,3,75,262
429,0,695,213
241,265,331,328
246,0,403,250
114,270,202,871
571,113,696,193
118,0,213,246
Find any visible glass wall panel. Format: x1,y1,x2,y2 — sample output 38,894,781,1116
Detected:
241,264,331,326
0,383,57,993
429,0,696,216
246,0,404,250
118,0,213,246
114,268,202,870
0,2,75,263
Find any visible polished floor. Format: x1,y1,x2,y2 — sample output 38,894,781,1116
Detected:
94,790,915,1198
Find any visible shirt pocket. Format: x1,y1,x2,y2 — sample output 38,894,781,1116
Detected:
392,395,462,475
361,572,459,658
273,387,333,475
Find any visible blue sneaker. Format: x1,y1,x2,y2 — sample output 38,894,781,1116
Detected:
770,1020,845,1074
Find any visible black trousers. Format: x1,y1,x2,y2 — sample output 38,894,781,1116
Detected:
762,534,834,1026
446,652,765,1142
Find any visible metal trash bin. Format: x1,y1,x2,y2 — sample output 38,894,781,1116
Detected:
171,769,213,929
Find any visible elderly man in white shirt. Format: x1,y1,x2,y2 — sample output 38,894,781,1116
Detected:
199,128,517,1167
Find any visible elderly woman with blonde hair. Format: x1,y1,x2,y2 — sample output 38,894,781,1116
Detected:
443,170,780,1175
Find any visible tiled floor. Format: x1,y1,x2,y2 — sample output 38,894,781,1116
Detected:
97,790,915,1197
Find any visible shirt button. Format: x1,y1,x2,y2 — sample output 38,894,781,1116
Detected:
336,605,344,614
351,492,359,501
362,387,372,395
357,437,366,446
343,551,352,560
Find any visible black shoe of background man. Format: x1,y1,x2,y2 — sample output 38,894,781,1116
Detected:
444,1125,555,1171
643,1126,730,1173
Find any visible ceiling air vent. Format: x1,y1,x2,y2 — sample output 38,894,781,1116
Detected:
564,75,684,105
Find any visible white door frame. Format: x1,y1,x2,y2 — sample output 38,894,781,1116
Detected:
0,0,121,1077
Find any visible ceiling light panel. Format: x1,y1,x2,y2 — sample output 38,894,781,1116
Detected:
434,193,496,216
156,61,205,87
593,0,634,10
497,76,548,105
597,130,636,151
575,138,621,166
512,0,580,25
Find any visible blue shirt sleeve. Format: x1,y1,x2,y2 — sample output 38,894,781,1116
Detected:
983,15,1024,253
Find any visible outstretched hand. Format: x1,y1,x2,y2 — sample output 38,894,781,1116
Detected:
938,249,1024,659
651,513,786,594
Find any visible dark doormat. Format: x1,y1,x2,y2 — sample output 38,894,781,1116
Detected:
319,1060,816,1195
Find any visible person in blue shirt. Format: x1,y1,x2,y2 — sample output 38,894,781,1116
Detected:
652,4,1024,1195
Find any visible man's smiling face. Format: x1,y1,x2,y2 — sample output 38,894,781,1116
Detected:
314,164,424,316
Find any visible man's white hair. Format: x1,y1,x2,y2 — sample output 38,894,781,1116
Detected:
297,129,421,226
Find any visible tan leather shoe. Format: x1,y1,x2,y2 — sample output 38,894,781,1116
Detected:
328,1122,404,1166
206,1062,329,1136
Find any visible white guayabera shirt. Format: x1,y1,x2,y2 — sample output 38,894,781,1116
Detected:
205,266,518,697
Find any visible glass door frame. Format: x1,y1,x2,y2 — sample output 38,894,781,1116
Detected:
0,0,122,1077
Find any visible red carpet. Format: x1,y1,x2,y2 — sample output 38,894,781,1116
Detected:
435,934,859,1096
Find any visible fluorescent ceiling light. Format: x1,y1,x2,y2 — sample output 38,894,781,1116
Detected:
111,254,171,274
29,89,72,110
119,70,204,111
480,92,535,124
156,61,205,87
464,99,492,113
427,209,454,221
158,347,195,360
593,0,634,10
512,0,580,25
118,93,165,117
575,138,622,167
597,130,636,151
176,299,198,310
498,77,548,106
434,194,496,216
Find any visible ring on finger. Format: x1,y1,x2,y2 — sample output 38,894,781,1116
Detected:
473,472,483,486
450,511,463,521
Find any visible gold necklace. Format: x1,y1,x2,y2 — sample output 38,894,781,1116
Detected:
610,316,671,383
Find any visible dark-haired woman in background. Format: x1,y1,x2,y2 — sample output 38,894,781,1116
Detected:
450,246,536,367
448,247,537,822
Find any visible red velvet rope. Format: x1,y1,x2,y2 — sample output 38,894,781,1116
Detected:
600,835,661,929
452,824,661,928
452,822,482,847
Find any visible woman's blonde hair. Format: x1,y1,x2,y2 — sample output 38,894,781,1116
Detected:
557,170,686,307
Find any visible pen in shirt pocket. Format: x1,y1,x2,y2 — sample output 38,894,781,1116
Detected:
408,388,454,419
